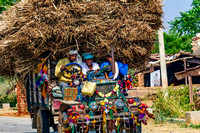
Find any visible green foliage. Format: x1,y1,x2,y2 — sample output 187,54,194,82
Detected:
169,0,200,37
0,93,17,107
181,123,200,129
153,85,197,123
153,0,199,54
164,33,192,54
127,68,138,86
0,0,20,13
152,33,192,54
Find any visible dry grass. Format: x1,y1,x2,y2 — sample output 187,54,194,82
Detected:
0,0,163,77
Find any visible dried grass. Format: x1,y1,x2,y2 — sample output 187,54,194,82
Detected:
0,0,163,77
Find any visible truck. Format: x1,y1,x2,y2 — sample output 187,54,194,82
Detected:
24,54,144,133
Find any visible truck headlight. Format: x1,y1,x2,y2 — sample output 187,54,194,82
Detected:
115,99,124,109
89,101,98,110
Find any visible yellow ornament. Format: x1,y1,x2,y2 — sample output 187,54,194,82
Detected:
100,101,105,106
104,98,108,103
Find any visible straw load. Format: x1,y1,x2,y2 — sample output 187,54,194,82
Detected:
0,0,163,77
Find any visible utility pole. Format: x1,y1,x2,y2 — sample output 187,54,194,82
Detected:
158,28,168,89
158,0,168,89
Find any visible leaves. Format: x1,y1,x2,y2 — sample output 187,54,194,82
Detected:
153,85,197,121
152,33,192,54
153,0,199,54
0,0,20,13
169,0,200,37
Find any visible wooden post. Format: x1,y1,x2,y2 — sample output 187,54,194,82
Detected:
137,73,144,87
158,28,168,89
184,60,187,85
188,74,193,104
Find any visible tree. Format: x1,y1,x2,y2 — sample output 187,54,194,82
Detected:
152,33,192,54
153,0,199,54
0,0,20,13
169,0,200,37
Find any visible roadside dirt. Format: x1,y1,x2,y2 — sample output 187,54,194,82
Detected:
142,120,200,133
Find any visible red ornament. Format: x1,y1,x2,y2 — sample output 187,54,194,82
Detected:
79,104,85,109
128,99,134,104
71,105,76,110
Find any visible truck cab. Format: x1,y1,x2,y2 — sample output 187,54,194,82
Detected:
25,57,142,133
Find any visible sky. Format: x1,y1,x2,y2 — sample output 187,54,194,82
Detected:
163,0,193,32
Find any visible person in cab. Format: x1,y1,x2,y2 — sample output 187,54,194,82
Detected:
55,50,82,93
101,54,128,79
81,53,100,75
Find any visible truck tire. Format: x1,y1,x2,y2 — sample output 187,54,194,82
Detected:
37,109,50,133
32,109,38,129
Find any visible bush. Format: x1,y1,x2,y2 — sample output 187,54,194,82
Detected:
0,93,17,107
153,85,197,123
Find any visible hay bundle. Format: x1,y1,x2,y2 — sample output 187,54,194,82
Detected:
0,0,163,77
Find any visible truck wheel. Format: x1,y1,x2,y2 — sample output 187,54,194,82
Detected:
32,109,38,129
37,109,50,133
58,111,68,133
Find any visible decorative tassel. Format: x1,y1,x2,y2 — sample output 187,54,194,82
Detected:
42,83,47,98
84,125,89,133
115,117,120,133
92,120,97,131
85,115,90,133
102,108,107,133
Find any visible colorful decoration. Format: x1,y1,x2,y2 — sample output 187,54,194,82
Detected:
128,98,134,104
35,59,48,98
115,117,121,133
102,107,107,133
137,103,155,126
100,100,105,106
92,120,97,131
138,103,148,125
118,75,133,96
84,115,90,133
34,58,48,73
63,110,80,132
131,113,138,130
108,106,117,133
76,87,83,102
125,75,133,90
95,85,119,98
78,104,85,109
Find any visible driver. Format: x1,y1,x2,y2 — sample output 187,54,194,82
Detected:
81,53,100,75
101,54,128,79
55,50,82,93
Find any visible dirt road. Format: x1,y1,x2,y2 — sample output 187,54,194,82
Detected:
0,116,55,133
0,116,199,133
142,120,200,133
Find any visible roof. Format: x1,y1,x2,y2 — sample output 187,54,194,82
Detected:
146,51,195,68
175,66,200,80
